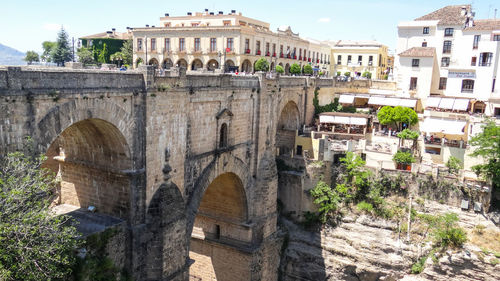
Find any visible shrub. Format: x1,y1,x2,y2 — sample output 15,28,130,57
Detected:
275,65,284,74
411,256,428,274
446,156,463,175
254,58,270,72
383,74,389,80
356,201,373,213
344,71,351,77
336,71,341,76
361,71,372,79
290,63,301,75
303,65,313,75
309,181,340,223
397,129,419,140
431,213,467,248
393,151,415,165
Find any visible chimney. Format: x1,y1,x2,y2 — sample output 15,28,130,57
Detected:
112,28,116,35
219,11,223,15
187,12,192,16
210,12,214,15
146,24,149,27
164,13,169,17
152,25,155,28
461,6,467,16
231,10,236,14
205,8,208,12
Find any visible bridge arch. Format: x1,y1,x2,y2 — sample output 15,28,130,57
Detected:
187,154,251,280
276,100,301,156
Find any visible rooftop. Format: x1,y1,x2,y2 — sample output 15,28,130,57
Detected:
329,40,384,47
80,30,132,40
465,19,500,31
319,112,370,118
398,47,436,57
415,5,471,26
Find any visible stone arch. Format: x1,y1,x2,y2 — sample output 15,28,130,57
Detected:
241,59,252,73
285,63,290,75
207,59,219,71
162,58,173,69
276,101,301,156
186,154,251,235
148,58,159,68
43,118,132,219
176,58,188,68
191,58,203,70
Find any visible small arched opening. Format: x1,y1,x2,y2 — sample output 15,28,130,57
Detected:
176,58,188,68
162,58,173,69
207,59,219,71
219,123,228,148
191,59,203,70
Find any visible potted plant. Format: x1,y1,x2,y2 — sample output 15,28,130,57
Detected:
272,52,276,57
245,49,250,54
393,151,415,171
266,51,270,56
256,50,261,55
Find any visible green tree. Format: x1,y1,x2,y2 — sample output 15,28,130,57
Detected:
275,65,284,74
97,43,109,64
303,64,313,75
0,149,80,281
446,156,463,175
77,47,95,65
110,51,124,66
377,106,395,126
362,71,372,79
310,181,340,223
52,27,72,66
397,128,419,150
290,63,301,75
254,58,269,72
41,41,56,62
120,39,133,66
24,51,39,65
393,106,418,130
344,71,351,77
336,71,341,76
469,120,500,191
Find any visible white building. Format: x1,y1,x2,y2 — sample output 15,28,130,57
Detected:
395,4,500,175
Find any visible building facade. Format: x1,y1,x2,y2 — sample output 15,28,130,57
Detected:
329,40,389,80
132,10,331,75
395,4,500,177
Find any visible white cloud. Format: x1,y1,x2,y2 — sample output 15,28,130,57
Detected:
317,17,331,23
43,23,63,31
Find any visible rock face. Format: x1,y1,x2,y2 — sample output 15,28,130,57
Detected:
279,201,500,281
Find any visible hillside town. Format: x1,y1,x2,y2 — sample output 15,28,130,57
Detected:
1,3,499,281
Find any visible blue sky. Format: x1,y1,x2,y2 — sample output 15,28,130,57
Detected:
1,0,497,54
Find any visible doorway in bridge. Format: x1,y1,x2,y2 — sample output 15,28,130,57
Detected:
43,118,132,220
276,101,300,156
189,172,252,281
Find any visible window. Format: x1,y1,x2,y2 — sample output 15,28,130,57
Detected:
280,45,284,56
493,78,496,93
358,55,362,65
473,35,480,49
439,77,447,90
379,54,382,66
191,22,199,27
296,145,303,156
266,42,270,54
368,55,373,65
179,38,185,51
479,52,493,66
164,22,171,27
423,27,429,34
245,39,250,51
443,41,452,54
194,38,200,52
412,59,420,67
219,123,228,148
210,38,216,52
347,55,351,64
444,28,454,37
137,38,143,51
493,34,500,41
337,55,342,65
272,43,276,54
151,38,156,51
410,77,418,90
441,57,450,67
164,38,170,51
471,56,477,66
422,42,427,47
223,20,231,26
461,79,474,93
256,41,261,54
226,38,234,51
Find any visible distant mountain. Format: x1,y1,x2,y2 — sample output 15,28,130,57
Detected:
0,43,26,66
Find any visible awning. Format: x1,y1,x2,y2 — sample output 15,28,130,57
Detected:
319,115,367,125
339,94,355,104
438,98,455,110
452,99,470,111
420,118,467,135
368,96,417,108
426,97,441,108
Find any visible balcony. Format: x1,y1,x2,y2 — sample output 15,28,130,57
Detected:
245,49,251,54
293,55,297,60
478,62,492,67
308,58,311,62
266,51,270,56
272,53,276,57
256,50,261,56
280,53,284,58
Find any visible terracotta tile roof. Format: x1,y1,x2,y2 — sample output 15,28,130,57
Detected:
415,5,470,25
398,47,436,57
80,31,132,40
465,19,500,31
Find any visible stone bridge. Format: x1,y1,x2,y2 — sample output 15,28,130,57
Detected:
0,66,337,281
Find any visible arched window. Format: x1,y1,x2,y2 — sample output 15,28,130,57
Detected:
219,123,228,148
